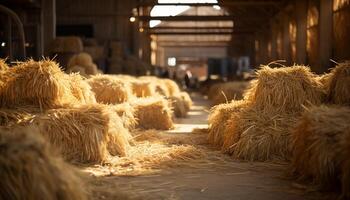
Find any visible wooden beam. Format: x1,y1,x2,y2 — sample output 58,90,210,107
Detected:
147,26,234,30
139,15,267,21
139,1,282,7
148,31,252,35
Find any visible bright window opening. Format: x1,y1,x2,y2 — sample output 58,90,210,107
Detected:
168,57,176,66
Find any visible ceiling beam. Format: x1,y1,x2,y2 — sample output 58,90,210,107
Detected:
147,26,234,30
139,1,282,7
138,15,267,21
148,31,252,35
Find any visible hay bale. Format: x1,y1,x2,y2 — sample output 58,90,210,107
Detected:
291,105,350,195
36,104,131,163
323,62,350,106
222,107,297,161
163,79,180,96
244,65,325,113
0,108,37,127
131,97,174,130
139,76,170,97
208,100,248,147
209,81,250,105
168,95,188,118
87,74,133,104
131,80,156,97
0,59,80,110
112,103,137,130
69,73,96,104
67,53,98,75
179,92,192,111
0,127,87,199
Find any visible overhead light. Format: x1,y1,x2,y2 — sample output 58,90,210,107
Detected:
139,27,144,32
1,42,5,47
168,57,176,66
213,5,221,10
129,16,136,22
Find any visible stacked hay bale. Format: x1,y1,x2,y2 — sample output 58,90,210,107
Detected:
0,128,87,199
289,62,350,197
130,97,174,130
87,74,133,104
321,62,350,106
209,65,325,161
0,60,131,163
67,52,99,77
291,106,350,198
208,81,250,105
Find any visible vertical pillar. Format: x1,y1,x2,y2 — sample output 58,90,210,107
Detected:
270,21,278,60
42,0,56,56
295,0,307,64
282,14,291,64
319,0,333,72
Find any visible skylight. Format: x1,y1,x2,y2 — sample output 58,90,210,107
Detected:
149,0,218,28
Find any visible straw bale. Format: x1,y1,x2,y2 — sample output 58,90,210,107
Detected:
209,81,250,105
131,97,174,130
179,92,192,111
139,76,170,97
87,74,133,104
208,100,248,147
36,104,131,163
291,105,350,194
222,106,298,161
0,127,87,200
69,73,96,104
0,59,80,110
244,65,325,113
112,103,137,130
131,80,156,97
68,52,93,67
168,95,188,118
163,79,180,96
323,62,350,106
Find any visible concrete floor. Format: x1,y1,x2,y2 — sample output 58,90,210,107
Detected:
88,94,324,200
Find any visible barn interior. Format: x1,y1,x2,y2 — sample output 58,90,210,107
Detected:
0,0,349,199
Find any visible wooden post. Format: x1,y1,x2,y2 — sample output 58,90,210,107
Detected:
282,13,291,64
319,0,333,72
42,0,56,56
295,0,307,64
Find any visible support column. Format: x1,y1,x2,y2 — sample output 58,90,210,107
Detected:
295,0,307,64
282,14,291,64
319,0,333,72
42,0,56,56
270,21,278,60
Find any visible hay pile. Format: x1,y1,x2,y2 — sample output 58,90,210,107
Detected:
291,106,350,198
35,104,131,163
179,92,193,111
131,97,174,130
69,73,96,104
0,59,88,110
168,95,188,118
0,59,8,72
51,36,83,53
87,74,133,104
0,128,87,199
209,65,325,161
163,79,180,96
322,62,350,106
67,52,99,76
208,81,250,105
